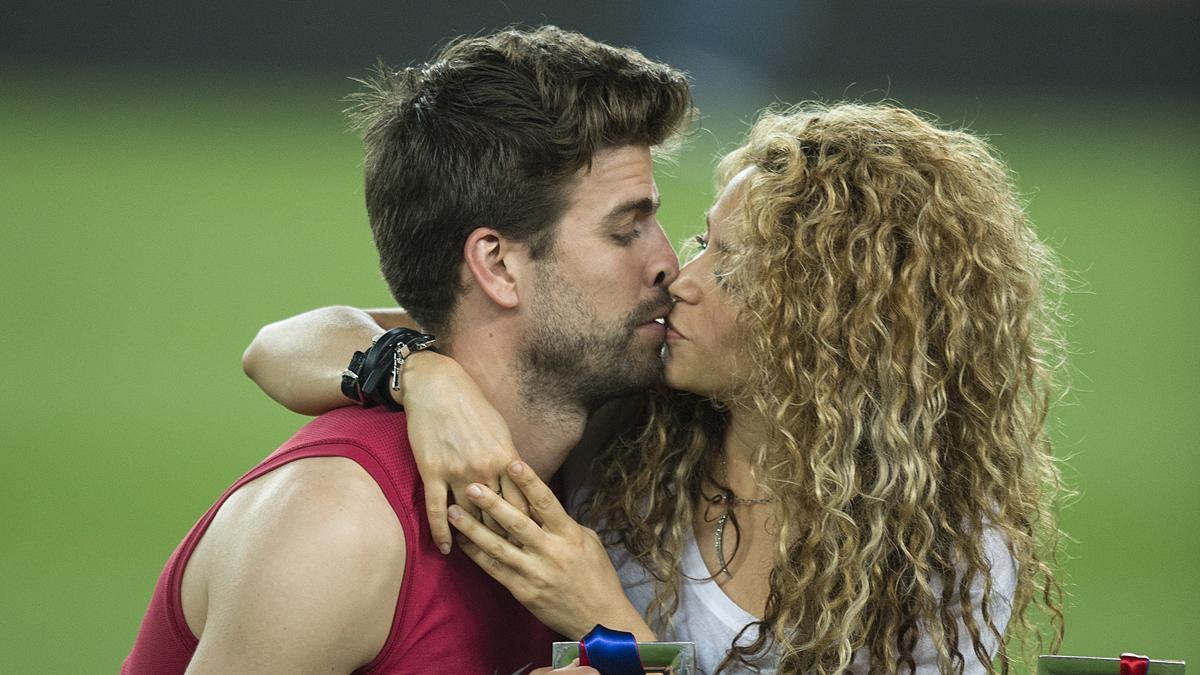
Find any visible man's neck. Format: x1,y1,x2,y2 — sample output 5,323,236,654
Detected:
441,327,587,481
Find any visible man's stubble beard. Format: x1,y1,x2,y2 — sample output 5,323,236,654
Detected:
519,263,669,413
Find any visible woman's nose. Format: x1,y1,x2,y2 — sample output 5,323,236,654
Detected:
667,265,700,304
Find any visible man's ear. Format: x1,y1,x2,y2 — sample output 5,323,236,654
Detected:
463,227,528,309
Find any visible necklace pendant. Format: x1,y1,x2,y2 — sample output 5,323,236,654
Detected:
714,509,732,577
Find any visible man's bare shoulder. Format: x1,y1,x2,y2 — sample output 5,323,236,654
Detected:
182,456,405,673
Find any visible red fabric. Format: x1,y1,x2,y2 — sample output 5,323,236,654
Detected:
124,406,556,674
1119,654,1150,675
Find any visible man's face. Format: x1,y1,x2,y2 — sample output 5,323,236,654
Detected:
520,145,678,409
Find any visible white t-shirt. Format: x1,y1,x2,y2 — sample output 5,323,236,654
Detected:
609,526,1017,674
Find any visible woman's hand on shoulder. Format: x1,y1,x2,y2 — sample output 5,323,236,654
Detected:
448,460,655,642
241,303,527,553
401,352,527,555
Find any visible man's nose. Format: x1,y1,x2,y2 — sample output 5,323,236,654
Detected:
648,222,679,288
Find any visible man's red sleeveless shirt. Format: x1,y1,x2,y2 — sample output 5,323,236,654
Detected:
123,406,556,674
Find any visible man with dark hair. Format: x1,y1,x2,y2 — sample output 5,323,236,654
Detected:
123,27,693,674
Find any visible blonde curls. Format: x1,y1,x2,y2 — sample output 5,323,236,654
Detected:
587,102,1068,674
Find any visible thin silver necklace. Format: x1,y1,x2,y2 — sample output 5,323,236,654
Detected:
703,456,777,577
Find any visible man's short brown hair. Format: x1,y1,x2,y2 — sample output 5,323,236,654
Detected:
347,26,695,335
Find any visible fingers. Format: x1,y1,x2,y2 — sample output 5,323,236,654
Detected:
450,484,483,529
499,472,531,524
506,461,571,531
498,473,531,544
461,482,543,549
448,502,527,572
457,536,524,593
481,479,506,538
423,484,453,555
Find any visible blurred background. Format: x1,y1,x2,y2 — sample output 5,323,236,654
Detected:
1,0,1196,670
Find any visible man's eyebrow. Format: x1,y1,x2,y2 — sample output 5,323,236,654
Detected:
599,196,660,230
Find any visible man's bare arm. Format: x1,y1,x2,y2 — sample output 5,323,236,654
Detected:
183,457,405,674
241,306,413,415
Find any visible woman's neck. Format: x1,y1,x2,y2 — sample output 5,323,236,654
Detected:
719,407,772,499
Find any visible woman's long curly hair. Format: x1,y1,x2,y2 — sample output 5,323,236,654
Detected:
584,103,1069,673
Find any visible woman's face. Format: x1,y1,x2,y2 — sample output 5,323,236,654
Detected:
664,167,754,398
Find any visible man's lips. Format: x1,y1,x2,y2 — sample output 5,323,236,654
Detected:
634,304,672,333
636,317,667,336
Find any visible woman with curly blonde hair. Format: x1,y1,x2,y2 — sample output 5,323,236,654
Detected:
576,103,1069,673
245,102,1067,673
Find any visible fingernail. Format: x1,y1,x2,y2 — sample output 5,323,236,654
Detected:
448,505,462,520
466,484,482,498
509,461,525,474
438,543,451,555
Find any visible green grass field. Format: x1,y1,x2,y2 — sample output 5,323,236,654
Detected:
2,68,1196,671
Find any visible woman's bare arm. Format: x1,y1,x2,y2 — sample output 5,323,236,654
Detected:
241,304,526,551
241,305,412,416
241,305,648,556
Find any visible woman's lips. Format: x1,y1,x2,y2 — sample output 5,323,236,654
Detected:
665,320,685,341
